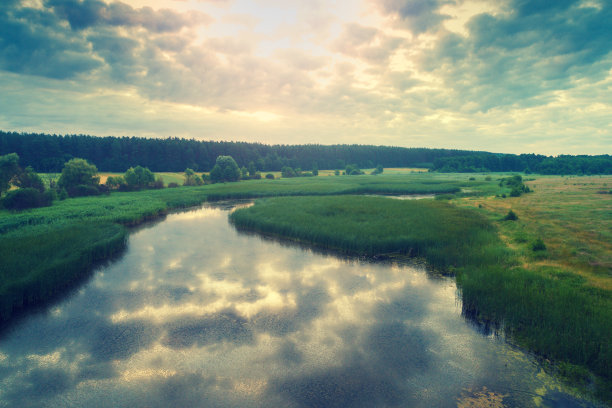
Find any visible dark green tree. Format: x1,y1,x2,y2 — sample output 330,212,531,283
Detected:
210,155,241,183
58,158,100,190
124,166,155,189
184,168,197,186
16,166,45,192
0,153,20,196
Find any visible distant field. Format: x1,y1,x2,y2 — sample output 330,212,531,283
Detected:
458,175,612,290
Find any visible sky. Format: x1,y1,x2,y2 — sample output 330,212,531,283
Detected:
0,0,610,155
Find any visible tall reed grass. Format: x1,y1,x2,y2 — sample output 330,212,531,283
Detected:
0,222,127,320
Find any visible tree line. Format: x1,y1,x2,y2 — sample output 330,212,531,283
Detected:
431,153,612,175
0,131,469,172
1,130,610,174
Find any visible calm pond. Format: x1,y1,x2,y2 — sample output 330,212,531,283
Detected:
0,202,598,407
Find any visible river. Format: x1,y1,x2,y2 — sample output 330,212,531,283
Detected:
0,202,597,407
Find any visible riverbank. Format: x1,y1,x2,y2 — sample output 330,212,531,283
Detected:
230,193,612,404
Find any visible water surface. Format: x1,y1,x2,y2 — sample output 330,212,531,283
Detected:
0,203,596,407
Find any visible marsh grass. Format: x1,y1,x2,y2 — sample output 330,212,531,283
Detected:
230,196,510,271
0,222,127,320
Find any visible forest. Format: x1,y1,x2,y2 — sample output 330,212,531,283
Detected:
1,130,610,174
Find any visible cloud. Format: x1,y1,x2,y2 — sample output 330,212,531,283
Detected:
46,0,211,32
0,4,101,79
420,0,612,111
373,0,455,33
332,23,404,64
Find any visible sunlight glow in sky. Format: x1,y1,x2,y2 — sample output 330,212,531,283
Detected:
0,0,610,154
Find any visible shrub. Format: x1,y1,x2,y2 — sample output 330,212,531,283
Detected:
435,194,454,200
503,210,518,221
531,238,547,251
210,156,241,183
67,184,100,197
124,166,155,190
58,158,99,191
151,176,165,189
281,166,297,178
1,188,51,210
265,173,275,180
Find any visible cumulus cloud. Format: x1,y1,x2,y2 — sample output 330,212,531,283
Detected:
46,0,211,32
373,0,455,33
332,23,404,64
420,0,612,111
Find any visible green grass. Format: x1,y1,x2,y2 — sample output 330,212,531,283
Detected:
230,194,612,403
230,195,510,270
0,222,127,319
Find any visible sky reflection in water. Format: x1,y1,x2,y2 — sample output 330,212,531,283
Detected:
0,203,594,407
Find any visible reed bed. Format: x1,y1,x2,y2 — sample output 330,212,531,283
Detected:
0,222,127,320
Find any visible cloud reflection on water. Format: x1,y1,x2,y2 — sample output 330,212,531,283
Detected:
0,204,591,407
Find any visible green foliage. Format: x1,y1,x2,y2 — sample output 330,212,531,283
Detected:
105,175,126,189
281,166,297,178
0,222,127,320
15,166,45,192
345,164,363,175
503,209,518,221
0,153,20,195
371,164,384,175
1,188,53,210
124,165,155,190
531,238,547,251
231,196,508,271
265,173,275,180
58,158,100,195
183,168,199,186
210,156,240,182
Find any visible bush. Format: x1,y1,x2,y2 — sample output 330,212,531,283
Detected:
58,158,99,191
168,182,179,188
503,210,518,221
67,184,100,197
1,188,52,210
151,176,165,189
265,173,275,180
281,166,297,178
531,238,547,251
